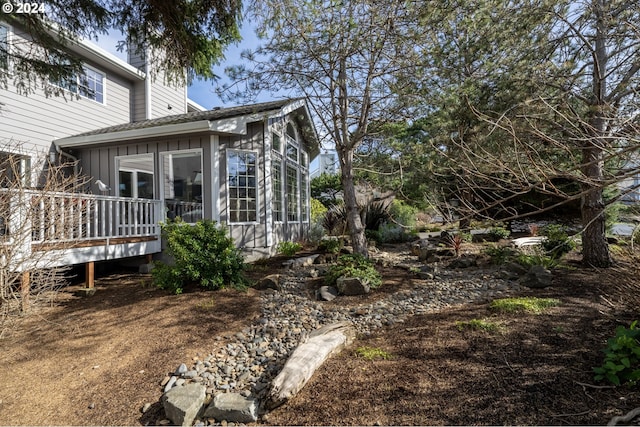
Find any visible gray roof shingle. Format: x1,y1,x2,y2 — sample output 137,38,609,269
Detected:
72,99,296,137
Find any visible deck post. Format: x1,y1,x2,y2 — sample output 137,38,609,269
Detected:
85,261,95,289
20,271,30,312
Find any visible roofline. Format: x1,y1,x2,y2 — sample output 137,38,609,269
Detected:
69,38,145,81
187,98,207,112
54,110,283,148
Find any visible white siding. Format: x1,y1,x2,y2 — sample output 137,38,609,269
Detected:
0,25,134,155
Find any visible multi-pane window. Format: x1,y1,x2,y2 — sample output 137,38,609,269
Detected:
117,155,154,199
0,24,9,70
272,121,310,224
52,66,105,103
272,158,283,222
228,150,257,223
300,173,308,222
286,164,299,222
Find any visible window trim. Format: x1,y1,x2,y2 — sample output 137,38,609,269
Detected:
271,153,284,223
115,153,155,199
49,63,107,105
226,148,260,225
0,22,12,73
159,149,204,223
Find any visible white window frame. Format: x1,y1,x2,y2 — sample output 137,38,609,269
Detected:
226,149,259,224
49,64,107,105
159,149,204,223
115,154,155,199
0,22,12,73
272,151,284,223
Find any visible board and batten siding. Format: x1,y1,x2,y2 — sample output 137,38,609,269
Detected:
74,133,215,216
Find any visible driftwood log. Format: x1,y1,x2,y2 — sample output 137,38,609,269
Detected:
265,321,356,409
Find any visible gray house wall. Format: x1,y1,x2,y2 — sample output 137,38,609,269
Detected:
0,24,134,155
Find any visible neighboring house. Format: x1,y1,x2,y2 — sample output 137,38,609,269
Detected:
0,19,319,278
312,150,339,178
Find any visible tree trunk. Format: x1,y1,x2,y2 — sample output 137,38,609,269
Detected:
339,148,369,257
581,147,612,267
581,0,612,268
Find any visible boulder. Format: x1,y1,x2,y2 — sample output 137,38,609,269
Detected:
336,276,370,296
317,286,339,301
162,383,206,427
203,393,259,424
448,255,477,269
520,265,553,288
254,274,281,291
282,254,320,268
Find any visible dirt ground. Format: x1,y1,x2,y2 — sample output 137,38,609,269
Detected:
0,248,639,426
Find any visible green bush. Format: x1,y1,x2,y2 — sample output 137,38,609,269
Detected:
483,244,517,265
593,320,640,386
318,237,343,254
152,219,246,294
488,226,511,241
310,198,328,223
325,254,382,289
541,224,576,259
515,253,560,269
389,199,418,228
277,241,303,256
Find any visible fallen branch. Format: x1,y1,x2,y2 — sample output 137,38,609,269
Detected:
573,380,616,389
265,321,356,410
608,407,640,426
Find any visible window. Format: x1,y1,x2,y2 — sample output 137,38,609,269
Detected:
286,164,298,222
116,155,154,199
0,151,30,188
272,121,310,224
272,133,281,153
227,150,257,223
272,158,283,222
161,151,203,223
51,65,105,103
0,24,9,70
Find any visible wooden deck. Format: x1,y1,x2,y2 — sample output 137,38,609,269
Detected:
0,189,163,272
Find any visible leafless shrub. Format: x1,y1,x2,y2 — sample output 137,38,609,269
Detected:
0,139,88,335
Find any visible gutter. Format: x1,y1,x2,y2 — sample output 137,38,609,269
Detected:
55,145,79,176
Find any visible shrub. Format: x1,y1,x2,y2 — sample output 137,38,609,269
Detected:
376,223,414,244
515,253,560,269
593,320,640,386
362,201,391,231
389,199,418,228
322,204,347,235
152,219,246,294
277,241,303,256
325,254,382,289
541,224,576,259
310,198,328,223
488,226,511,241
483,244,517,265
318,237,343,254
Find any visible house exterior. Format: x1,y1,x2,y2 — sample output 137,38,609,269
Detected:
1,19,319,274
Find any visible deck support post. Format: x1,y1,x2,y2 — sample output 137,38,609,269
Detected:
85,261,95,289
20,271,30,312
145,254,153,264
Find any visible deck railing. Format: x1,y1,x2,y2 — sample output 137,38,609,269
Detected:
0,188,162,256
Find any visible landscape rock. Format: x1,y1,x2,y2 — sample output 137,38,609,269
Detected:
254,274,281,291
203,393,259,423
162,383,206,427
175,363,188,375
520,265,553,288
282,254,320,268
448,255,477,269
336,276,370,296
317,286,339,301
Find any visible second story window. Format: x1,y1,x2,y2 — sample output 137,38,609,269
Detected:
0,24,9,71
51,65,105,104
